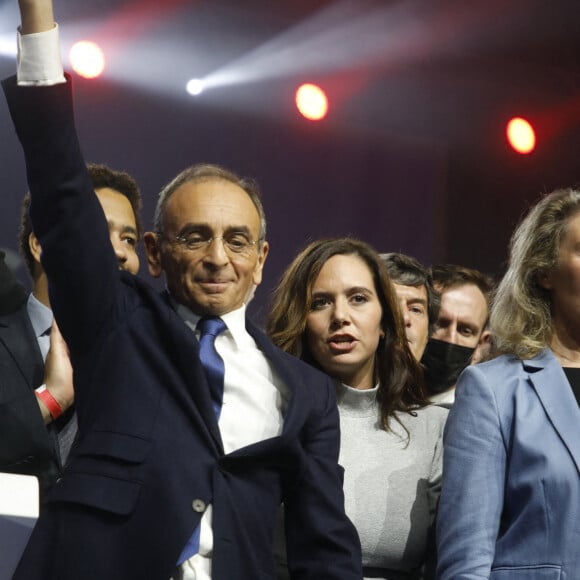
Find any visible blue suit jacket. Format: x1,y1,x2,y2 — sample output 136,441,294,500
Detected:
436,349,580,579
3,76,362,580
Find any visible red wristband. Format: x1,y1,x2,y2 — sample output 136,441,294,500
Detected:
35,384,63,420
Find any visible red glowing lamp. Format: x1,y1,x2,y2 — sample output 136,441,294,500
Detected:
506,117,536,154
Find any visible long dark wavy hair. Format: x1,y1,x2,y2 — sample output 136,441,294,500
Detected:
267,237,428,433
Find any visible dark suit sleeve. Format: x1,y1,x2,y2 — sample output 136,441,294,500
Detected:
2,75,121,359
283,375,362,579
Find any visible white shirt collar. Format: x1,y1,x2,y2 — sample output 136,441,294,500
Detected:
26,292,53,338
429,387,455,408
172,300,249,349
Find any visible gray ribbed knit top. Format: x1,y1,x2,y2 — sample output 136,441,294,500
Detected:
335,383,448,578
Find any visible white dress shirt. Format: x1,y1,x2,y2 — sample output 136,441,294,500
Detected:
26,292,53,361
173,303,289,579
17,24,65,85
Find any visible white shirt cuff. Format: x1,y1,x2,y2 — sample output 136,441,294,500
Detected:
17,24,65,86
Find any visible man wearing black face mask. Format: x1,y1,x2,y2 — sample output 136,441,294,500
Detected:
421,265,494,407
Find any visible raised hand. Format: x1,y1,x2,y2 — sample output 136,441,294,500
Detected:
38,319,74,424
18,0,55,35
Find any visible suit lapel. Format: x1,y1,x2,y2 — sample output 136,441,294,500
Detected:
246,319,308,437
0,306,44,391
524,349,580,475
153,303,311,457
156,292,223,453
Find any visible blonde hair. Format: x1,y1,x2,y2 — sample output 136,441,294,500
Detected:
491,188,580,359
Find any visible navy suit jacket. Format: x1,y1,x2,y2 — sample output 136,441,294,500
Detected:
0,250,27,314
3,76,362,580
0,301,61,497
436,349,580,579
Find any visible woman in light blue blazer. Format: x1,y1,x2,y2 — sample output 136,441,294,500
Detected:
437,188,580,579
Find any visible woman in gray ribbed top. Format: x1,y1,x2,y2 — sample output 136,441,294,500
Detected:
268,238,447,579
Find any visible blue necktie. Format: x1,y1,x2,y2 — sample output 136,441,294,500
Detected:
39,325,52,362
177,316,227,566
197,316,227,418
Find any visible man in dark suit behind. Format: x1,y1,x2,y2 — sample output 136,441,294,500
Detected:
1,178,142,502
3,1,362,579
1,220,76,502
0,249,61,494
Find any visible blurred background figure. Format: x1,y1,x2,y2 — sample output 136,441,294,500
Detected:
421,264,493,407
381,252,440,361
269,238,447,580
437,188,580,578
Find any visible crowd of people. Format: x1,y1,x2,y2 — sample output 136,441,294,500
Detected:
1,0,580,579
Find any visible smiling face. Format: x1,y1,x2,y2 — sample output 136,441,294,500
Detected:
305,254,384,389
144,178,268,316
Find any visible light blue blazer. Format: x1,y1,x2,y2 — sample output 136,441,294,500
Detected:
436,348,580,579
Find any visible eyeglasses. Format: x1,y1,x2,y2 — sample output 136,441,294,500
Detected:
160,231,258,256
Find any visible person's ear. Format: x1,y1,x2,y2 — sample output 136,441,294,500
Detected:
472,329,493,364
29,232,42,264
143,232,163,278
252,240,269,286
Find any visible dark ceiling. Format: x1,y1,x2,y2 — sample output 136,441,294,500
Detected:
1,0,580,316
3,0,579,143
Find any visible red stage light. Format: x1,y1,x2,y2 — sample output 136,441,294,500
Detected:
506,117,536,154
69,41,105,79
295,83,329,121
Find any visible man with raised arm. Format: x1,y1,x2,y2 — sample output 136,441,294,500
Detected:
3,1,362,579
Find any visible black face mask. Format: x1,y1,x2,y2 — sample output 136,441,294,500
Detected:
420,338,476,395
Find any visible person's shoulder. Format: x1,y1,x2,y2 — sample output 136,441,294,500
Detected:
418,403,449,421
272,340,331,384
456,352,543,407
0,304,37,373
478,352,520,369
0,299,31,328
464,353,524,382
412,404,449,435
117,272,176,320
119,271,164,300
0,251,27,316
246,321,334,390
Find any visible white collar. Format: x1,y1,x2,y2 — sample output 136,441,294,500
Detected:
26,292,53,338
172,300,249,349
